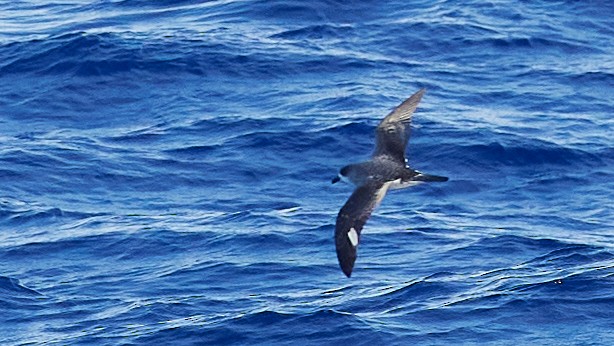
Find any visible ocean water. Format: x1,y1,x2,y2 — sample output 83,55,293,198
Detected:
1,0,613,344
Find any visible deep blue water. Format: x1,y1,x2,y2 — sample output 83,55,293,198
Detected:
1,0,613,345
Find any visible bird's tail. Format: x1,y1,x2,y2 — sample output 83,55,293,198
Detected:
413,172,448,182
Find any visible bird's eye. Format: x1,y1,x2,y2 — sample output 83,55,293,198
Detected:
387,128,395,134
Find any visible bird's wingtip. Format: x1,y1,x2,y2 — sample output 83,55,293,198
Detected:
342,266,353,278
336,241,356,278
415,87,426,97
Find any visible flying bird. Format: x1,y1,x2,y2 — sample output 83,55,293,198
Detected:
332,88,448,277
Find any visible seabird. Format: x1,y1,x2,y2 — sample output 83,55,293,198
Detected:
332,88,448,277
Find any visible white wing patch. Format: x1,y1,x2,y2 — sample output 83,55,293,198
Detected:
374,181,393,207
348,227,359,247
388,178,422,190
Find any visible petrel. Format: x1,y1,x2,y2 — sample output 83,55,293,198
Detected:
332,88,448,277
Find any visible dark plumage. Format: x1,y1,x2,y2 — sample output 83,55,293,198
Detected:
332,89,448,277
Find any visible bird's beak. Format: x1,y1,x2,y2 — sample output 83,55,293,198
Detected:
332,176,340,184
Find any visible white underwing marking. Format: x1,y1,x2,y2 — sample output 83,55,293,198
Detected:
374,181,393,207
389,178,422,190
348,227,359,247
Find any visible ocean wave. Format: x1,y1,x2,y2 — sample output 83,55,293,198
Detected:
0,276,43,297
0,197,101,228
271,24,356,40
156,116,609,170
466,36,603,54
0,275,45,329
0,33,208,76
2,114,608,206
119,308,377,345
0,31,382,78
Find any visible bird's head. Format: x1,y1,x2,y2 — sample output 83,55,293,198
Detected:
332,165,351,184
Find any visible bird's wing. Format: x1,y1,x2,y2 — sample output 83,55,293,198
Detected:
335,181,391,277
373,88,426,163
